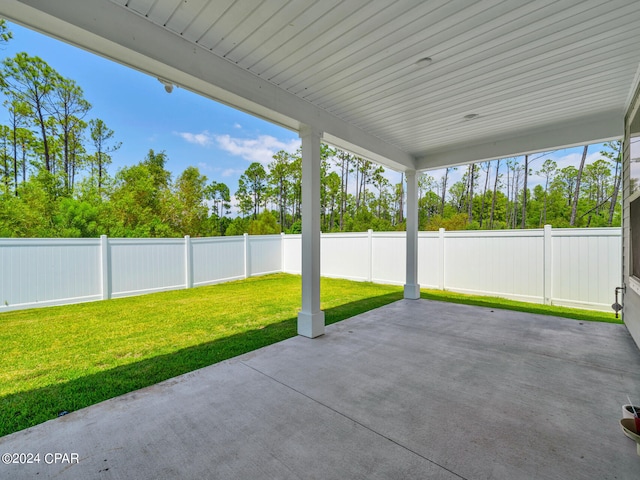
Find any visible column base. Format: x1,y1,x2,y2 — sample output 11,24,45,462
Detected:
404,283,421,300
297,310,325,338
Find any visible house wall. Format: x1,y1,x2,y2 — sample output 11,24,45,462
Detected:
623,79,640,348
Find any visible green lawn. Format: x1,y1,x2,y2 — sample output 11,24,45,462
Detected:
0,273,619,437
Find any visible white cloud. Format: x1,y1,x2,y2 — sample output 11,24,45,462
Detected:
233,123,242,129
215,134,300,164
174,130,214,147
197,162,214,172
222,168,244,177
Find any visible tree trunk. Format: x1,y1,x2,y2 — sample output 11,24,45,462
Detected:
479,161,490,228
489,159,500,229
570,145,588,226
608,155,621,226
398,173,404,224
521,155,529,229
440,168,449,215
11,119,18,196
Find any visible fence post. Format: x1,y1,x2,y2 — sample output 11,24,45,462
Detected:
543,225,553,305
184,235,193,289
281,232,285,273
438,228,445,290
243,233,249,278
100,235,111,300
368,229,373,282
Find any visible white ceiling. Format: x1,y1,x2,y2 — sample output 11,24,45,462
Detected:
2,0,640,172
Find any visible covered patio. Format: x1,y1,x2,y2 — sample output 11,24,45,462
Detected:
2,300,639,478
4,0,640,342
2,1,640,477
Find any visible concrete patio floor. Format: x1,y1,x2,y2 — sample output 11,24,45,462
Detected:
2,299,640,479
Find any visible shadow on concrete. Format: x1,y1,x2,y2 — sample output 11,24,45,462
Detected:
0,291,404,438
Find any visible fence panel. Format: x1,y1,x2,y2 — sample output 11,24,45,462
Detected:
417,232,441,289
551,228,621,309
371,232,406,284
192,236,245,286
0,228,623,312
282,234,301,274
110,238,186,298
443,230,544,302
247,235,282,276
322,233,369,281
0,238,101,310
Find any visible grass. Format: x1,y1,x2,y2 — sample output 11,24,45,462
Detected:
419,289,621,324
0,273,619,437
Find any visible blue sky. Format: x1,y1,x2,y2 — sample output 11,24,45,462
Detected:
0,21,303,201
1,21,614,206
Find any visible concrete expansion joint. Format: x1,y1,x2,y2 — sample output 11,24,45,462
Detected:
239,361,469,480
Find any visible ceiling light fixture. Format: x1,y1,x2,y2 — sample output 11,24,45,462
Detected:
414,57,433,68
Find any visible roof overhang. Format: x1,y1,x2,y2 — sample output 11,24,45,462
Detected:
2,0,639,172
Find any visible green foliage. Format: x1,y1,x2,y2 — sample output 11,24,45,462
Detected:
248,210,280,235
0,40,623,237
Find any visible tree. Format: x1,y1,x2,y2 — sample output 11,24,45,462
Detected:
0,19,12,44
207,181,231,218
108,153,174,237
602,141,622,226
537,159,557,226
478,161,491,228
174,166,208,236
268,150,294,229
466,163,476,223
323,170,341,231
570,145,588,226
489,159,501,229
4,98,30,194
521,155,529,228
2,53,60,172
334,150,352,230
440,167,455,216
236,162,267,218
88,118,120,190
51,77,91,192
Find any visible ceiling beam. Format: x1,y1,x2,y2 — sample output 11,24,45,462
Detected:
0,0,415,171
415,110,623,170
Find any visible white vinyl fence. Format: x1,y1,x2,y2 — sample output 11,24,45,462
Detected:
0,227,621,313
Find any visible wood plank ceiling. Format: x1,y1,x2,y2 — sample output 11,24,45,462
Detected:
9,0,640,170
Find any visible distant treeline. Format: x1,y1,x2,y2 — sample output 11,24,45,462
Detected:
0,20,622,237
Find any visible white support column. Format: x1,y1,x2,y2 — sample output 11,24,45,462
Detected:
298,125,325,338
404,170,420,299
